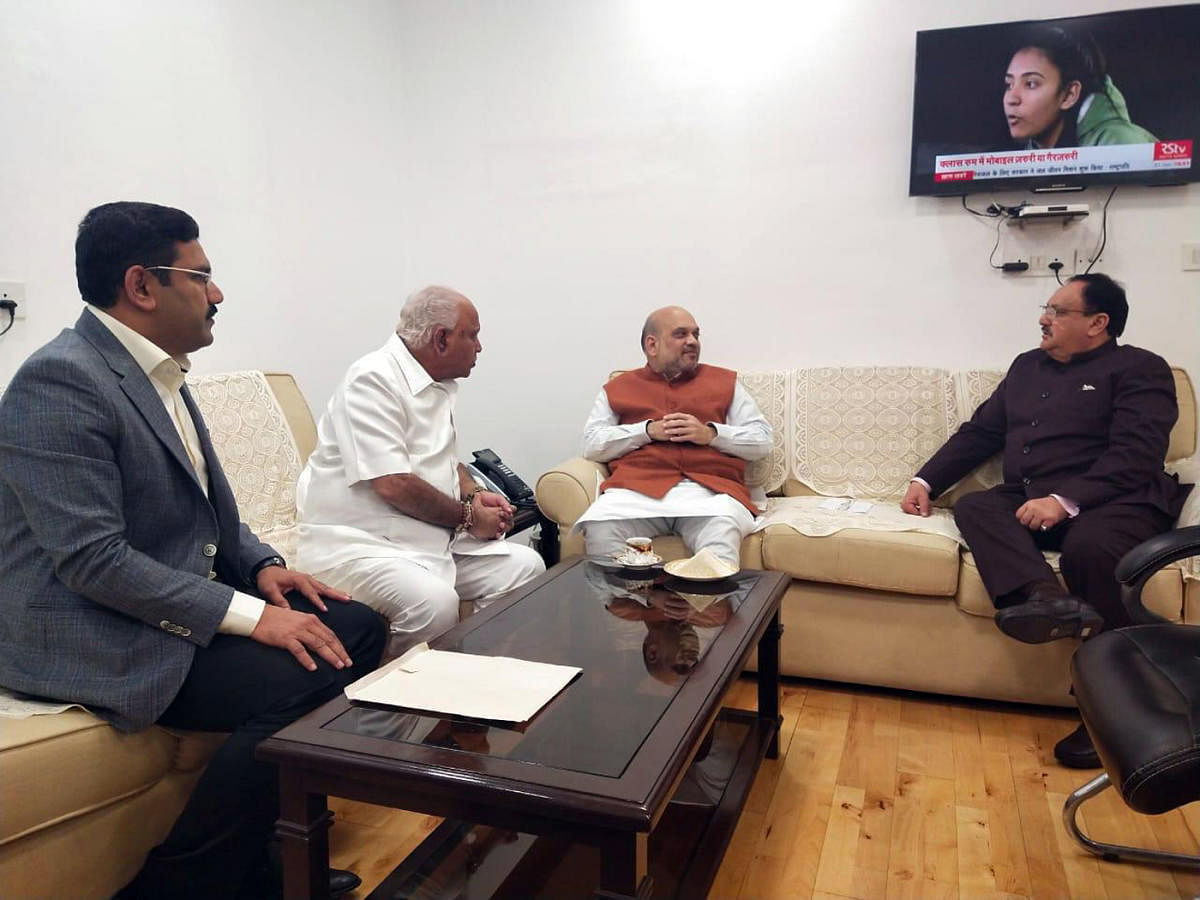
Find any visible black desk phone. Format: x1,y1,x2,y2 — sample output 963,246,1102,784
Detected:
466,448,536,506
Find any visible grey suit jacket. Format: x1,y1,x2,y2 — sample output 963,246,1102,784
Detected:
0,309,275,731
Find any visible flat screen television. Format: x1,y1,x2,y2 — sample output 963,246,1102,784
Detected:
909,4,1199,196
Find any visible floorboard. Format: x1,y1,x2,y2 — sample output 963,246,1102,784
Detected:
324,675,1200,899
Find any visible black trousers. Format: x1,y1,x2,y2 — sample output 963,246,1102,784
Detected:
953,485,1174,628
120,595,385,899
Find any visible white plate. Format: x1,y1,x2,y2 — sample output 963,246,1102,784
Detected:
663,559,739,581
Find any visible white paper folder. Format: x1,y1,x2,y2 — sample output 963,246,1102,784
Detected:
344,643,582,723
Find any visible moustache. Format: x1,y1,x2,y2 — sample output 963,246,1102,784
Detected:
207,304,218,318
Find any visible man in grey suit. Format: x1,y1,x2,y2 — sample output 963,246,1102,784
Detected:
0,202,385,898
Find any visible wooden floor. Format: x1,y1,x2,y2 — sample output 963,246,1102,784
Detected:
327,676,1200,899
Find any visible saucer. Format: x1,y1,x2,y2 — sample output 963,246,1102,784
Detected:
613,551,663,569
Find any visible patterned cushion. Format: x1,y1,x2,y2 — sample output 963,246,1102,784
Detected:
790,366,959,500
738,371,788,494
951,369,1005,492
190,371,303,561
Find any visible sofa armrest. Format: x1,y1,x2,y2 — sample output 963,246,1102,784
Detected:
536,457,608,527
264,372,317,463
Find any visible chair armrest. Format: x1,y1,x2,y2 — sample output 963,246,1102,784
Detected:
535,457,608,527
1115,525,1200,624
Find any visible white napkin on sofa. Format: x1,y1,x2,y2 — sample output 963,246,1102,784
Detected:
0,687,87,718
753,495,965,544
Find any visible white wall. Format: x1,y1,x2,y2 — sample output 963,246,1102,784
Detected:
2,0,1197,485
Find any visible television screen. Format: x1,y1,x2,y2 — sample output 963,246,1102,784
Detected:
909,4,1199,196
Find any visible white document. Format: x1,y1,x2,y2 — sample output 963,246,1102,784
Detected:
344,643,582,723
848,500,873,514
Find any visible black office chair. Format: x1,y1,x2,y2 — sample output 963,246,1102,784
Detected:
1064,524,1200,867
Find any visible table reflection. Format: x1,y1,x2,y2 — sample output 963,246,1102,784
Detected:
335,709,500,752
583,563,735,684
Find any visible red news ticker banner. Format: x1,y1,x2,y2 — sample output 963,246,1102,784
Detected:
933,140,1193,182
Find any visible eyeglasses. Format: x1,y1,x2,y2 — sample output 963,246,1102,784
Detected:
1039,303,1096,320
144,266,215,289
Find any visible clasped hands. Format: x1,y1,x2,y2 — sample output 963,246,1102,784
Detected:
647,412,716,445
900,482,1068,531
607,591,732,628
468,490,514,540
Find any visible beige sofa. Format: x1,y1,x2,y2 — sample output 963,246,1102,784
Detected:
536,365,1199,707
0,372,318,900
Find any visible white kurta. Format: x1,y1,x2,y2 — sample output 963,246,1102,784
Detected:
575,380,773,529
295,334,508,584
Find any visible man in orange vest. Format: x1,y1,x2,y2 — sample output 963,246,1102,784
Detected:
576,306,772,566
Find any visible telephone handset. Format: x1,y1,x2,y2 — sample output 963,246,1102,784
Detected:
467,448,537,507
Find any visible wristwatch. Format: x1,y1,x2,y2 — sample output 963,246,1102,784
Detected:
251,555,287,578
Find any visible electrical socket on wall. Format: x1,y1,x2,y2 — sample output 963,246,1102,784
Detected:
0,281,26,320
1000,224,1084,278
1004,241,1079,277
1075,248,1102,272
1025,252,1076,278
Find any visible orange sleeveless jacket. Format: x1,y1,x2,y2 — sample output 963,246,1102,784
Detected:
600,364,755,515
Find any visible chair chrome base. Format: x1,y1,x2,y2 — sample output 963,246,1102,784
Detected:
1063,773,1200,868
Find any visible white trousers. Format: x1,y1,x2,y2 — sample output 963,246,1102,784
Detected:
583,516,747,566
316,544,545,660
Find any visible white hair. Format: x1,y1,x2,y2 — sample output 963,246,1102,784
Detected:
396,285,467,346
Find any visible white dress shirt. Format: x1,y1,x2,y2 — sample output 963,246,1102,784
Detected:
87,307,264,635
296,333,507,584
575,380,773,527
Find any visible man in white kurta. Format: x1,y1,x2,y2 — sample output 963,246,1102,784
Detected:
296,287,544,659
576,307,772,565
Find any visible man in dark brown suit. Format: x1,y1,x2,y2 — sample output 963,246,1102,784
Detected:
901,273,1191,768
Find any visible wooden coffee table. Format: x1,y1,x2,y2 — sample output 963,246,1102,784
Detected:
258,557,786,899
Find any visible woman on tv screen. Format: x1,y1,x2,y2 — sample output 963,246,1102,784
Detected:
1003,25,1157,149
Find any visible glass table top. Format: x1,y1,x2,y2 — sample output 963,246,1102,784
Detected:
325,560,761,778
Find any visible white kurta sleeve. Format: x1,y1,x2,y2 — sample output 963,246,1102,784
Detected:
581,388,652,462
709,382,773,461
333,368,413,485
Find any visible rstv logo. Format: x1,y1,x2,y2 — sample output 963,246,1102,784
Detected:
1154,140,1193,160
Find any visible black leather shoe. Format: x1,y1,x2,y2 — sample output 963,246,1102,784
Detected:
241,861,362,899
1054,723,1101,769
994,592,1104,643
330,868,363,898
